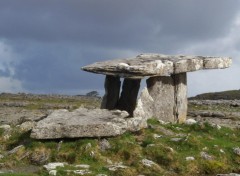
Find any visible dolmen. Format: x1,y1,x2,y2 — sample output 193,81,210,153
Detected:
31,53,231,139
82,53,231,123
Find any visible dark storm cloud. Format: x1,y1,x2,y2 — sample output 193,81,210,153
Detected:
0,0,239,48
0,0,239,94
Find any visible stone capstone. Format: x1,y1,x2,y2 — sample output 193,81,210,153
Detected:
31,108,147,139
82,53,231,78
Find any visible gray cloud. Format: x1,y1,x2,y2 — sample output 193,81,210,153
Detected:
0,0,239,95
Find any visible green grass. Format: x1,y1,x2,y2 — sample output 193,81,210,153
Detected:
0,174,37,176
1,93,240,175
189,89,240,100
188,103,240,113
0,93,101,110
1,121,240,175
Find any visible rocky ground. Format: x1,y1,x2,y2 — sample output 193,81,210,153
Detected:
0,93,240,175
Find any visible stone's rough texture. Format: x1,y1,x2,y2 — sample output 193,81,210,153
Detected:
134,88,154,121
30,150,49,165
134,76,175,122
31,108,147,139
82,53,232,78
101,75,121,110
203,58,232,69
233,147,240,156
43,163,65,171
141,159,157,167
117,79,141,116
107,162,128,171
99,139,111,151
7,145,24,155
19,121,36,132
200,152,213,160
0,124,11,131
185,119,197,125
217,174,240,176
174,58,203,73
148,76,175,121
173,73,187,123
134,73,187,122
126,116,148,132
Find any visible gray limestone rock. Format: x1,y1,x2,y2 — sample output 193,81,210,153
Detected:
101,75,121,110
19,121,36,132
141,159,157,167
82,53,231,78
173,73,188,123
30,150,49,165
99,139,111,151
31,108,147,139
217,174,240,176
133,87,154,121
233,147,240,156
186,156,195,161
185,119,197,125
134,75,184,122
116,78,141,116
147,76,175,121
200,151,213,160
43,162,65,171
7,145,24,155
107,162,128,171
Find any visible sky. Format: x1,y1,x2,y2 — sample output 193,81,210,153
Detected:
0,0,240,97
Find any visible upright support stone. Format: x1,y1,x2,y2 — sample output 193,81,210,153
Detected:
117,78,141,116
146,76,175,122
173,73,187,123
101,75,121,110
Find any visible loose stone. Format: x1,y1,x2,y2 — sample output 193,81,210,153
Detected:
185,119,197,125
141,159,157,167
200,152,213,160
43,162,65,171
186,156,195,161
233,147,240,156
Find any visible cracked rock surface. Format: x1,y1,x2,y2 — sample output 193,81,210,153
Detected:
31,108,147,139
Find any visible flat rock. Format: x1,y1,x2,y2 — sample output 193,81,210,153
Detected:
141,159,157,167
82,53,231,78
43,162,65,171
185,119,197,125
31,108,147,139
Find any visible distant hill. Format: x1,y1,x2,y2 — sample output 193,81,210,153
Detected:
189,89,240,100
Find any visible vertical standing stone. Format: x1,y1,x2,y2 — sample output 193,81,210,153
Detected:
117,78,141,116
173,73,187,123
101,75,121,110
146,76,175,122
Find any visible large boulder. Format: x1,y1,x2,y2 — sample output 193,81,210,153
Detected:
31,108,147,139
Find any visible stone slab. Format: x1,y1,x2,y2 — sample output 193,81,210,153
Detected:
116,78,141,116
134,76,175,122
134,74,188,122
101,75,121,110
31,108,147,139
173,73,187,123
82,53,231,78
